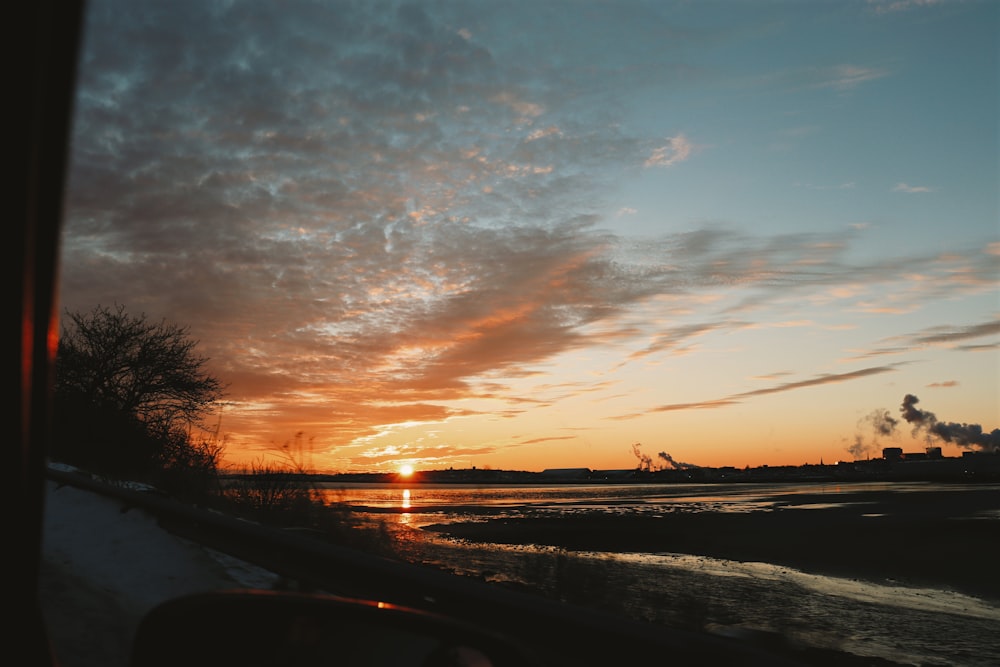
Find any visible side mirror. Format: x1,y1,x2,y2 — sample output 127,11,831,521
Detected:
130,589,544,667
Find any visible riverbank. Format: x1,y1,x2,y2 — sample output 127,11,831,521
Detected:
40,481,281,667
40,476,1000,667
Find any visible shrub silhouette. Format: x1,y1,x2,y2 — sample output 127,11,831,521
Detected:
52,304,225,493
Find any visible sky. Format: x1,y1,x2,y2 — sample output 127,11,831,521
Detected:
58,0,999,473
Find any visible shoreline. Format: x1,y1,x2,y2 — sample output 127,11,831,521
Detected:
421,490,1000,602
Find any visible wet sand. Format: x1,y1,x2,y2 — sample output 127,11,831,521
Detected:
423,485,1000,601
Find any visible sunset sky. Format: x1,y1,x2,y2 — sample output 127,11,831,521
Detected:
59,0,998,473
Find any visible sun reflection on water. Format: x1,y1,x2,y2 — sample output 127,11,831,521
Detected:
399,489,413,526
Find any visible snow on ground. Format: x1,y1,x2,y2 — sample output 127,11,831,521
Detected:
42,470,281,612
40,468,282,667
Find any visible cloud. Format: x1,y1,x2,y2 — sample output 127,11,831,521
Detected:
956,342,1000,352
613,366,899,419
796,182,856,190
517,435,578,446
644,134,694,167
745,62,890,94
910,319,1000,345
625,321,731,362
347,443,499,467
735,366,900,399
526,126,563,142
867,0,947,14
57,2,997,469
892,182,934,193
844,317,1000,361
748,64,889,93
814,65,890,90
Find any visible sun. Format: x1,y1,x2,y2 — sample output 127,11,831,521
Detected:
399,463,414,477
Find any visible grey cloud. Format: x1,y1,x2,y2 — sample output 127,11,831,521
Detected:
623,365,900,419
956,342,1000,352
911,319,1000,345
853,318,1000,360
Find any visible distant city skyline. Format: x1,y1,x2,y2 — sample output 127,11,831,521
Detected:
60,1,998,473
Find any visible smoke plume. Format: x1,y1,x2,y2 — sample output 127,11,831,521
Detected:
900,394,1000,452
631,443,653,472
848,408,899,459
631,443,699,471
657,451,698,470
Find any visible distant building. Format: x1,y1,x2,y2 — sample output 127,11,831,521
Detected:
882,447,903,461
540,468,592,480
592,469,636,480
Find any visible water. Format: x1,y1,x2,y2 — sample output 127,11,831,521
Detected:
314,481,1000,666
